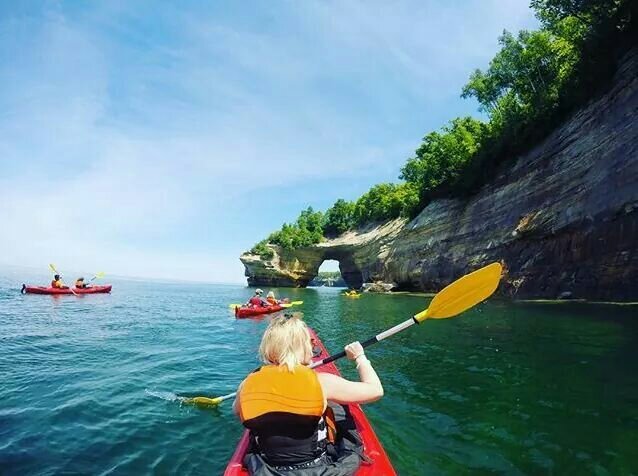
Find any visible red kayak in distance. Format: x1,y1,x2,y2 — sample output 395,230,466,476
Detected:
22,285,113,295
224,327,396,475
234,304,285,318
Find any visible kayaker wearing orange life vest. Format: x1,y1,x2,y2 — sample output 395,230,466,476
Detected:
233,314,384,471
246,289,269,307
51,275,68,289
266,291,279,306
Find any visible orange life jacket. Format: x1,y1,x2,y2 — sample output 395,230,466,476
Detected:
266,297,277,305
238,365,335,466
51,280,63,288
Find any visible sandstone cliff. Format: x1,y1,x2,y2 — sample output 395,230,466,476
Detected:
241,48,638,301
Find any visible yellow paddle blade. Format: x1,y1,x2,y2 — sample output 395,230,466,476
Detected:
185,396,223,406
49,263,58,273
95,272,105,278
414,262,502,323
228,303,242,308
290,300,303,305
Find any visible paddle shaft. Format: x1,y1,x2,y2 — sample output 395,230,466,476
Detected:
317,317,417,366
211,316,419,404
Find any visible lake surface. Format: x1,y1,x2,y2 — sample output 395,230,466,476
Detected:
1,266,637,475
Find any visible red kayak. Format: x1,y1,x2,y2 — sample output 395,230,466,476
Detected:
22,285,112,295
224,328,396,475
234,304,285,319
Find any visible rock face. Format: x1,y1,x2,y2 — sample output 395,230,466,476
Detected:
241,48,638,301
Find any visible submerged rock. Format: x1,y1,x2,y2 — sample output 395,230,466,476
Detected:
361,282,397,293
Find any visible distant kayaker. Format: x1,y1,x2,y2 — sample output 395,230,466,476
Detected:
51,275,68,289
75,277,90,289
266,291,291,305
233,314,384,471
246,289,269,307
266,291,277,305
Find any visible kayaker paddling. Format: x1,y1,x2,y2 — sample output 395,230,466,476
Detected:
51,274,68,289
266,291,278,305
233,314,383,473
74,277,90,289
265,290,290,306
246,288,269,307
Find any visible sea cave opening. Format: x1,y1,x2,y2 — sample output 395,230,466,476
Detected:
310,260,346,287
309,257,363,289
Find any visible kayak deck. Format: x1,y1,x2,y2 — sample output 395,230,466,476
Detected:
234,304,285,318
22,285,112,295
224,328,396,475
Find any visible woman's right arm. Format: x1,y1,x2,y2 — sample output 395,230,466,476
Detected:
317,342,384,405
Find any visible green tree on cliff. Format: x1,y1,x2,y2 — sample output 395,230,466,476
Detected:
265,207,324,249
352,182,419,225
323,199,355,237
400,117,489,206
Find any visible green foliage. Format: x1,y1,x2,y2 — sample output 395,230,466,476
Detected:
322,199,355,237
400,117,489,206
263,207,324,250
352,182,419,225
250,240,274,259
462,29,579,124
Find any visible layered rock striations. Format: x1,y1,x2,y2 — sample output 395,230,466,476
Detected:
241,48,638,301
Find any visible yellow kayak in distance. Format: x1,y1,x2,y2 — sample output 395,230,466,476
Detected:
342,292,361,298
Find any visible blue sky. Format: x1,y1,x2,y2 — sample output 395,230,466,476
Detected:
0,1,538,283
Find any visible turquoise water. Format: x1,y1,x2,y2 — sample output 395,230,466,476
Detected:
1,266,638,475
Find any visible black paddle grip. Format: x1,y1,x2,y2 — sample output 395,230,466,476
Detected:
318,336,380,366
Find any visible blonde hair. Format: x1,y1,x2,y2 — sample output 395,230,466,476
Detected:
259,314,312,372
267,291,275,298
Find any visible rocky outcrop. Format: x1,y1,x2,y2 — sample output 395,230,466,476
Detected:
241,220,405,288
241,48,638,301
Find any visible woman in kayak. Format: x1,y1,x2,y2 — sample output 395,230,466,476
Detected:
51,275,68,289
266,291,278,305
246,288,269,307
266,291,291,306
233,315,383,472
74,277,90,289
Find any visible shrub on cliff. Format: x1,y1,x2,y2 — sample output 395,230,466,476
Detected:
250,240,274,259
322,199,355,237
352,182,419,225
264,207,324,250
400,117,489,208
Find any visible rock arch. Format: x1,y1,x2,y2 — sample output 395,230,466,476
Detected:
241,246,364,289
